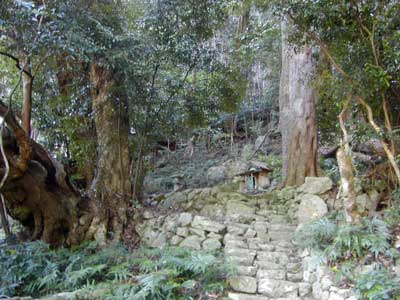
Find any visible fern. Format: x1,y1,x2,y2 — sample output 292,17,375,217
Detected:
64,264,108,288
0,242,230,300
295,215,400,300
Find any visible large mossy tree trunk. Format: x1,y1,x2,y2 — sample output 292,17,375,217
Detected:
0,62,132,247
0,107,87,246
279,21,318,187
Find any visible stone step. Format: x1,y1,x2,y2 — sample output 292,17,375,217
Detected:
237,265,258,276
254,260,283,270
226,255,255,266
257,251,289,265
257,269,286,280
227,293,269,300
267,230,294,241
229,276,257,294
258,278,299,298
268,214,288,223
225,248,256,257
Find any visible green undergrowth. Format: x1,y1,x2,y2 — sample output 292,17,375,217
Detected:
294,211,400,300
0,241,234,300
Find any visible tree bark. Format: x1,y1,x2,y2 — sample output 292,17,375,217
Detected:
0,61,133,246
337,98,359,223
0,194,11,238
89,62,132,243
279,21,318,187
0,107,86,246
21,58,33,137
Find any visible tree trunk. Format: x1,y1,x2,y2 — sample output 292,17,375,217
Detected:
0,194,11,238
21,58,33,137
337,98,359,223
89,62,132,243
0,111,87,246
279,20,318,187
0,61,132,247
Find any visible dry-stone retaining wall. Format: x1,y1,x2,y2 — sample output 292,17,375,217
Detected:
136,177,357,300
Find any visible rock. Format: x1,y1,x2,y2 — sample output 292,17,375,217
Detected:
277,187,297,201
229,276,257,294
228,293,268,300
267,230,292,241
254,260,282,270
192,216,226,233
143,210,155,219
189,227,206,238
328,293,345,300
161,191,187,208
226,201,256,217
253,221,268,233
225,239,248,249
207,232,223,240
298,282,311,297
257,251,289,265
162,215,179,232
286,271,303,282
312,282,330,300
226,255,255,266
356,194,370,213
258,279,298,298
177,212,193,226
297,194,328,224
227,223,249,236
170,235,183,246
207,165,227,182
299,177,333,195
200,204,226,221
180,235,203,250
256,269,286,280
244,228,257,238
202,238,222,251
321,275,334,290
237,266,258,276
268,214,287,223
141,229,167,248
176,227,189,237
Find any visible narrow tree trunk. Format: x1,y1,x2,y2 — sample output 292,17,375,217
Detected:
0,194,11,238
337,98,359,223
279,21,318,187
89,62,132,243
21,59,33,137
132,135,146,200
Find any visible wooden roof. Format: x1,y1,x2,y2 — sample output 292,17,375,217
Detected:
236,161,273,176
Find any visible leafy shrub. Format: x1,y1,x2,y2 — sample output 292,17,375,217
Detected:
295,216,397,265
320,158,340,183
241,144,254,161
355,268,400,300
294,215,400,300
257,153,282,182
0,242,232,300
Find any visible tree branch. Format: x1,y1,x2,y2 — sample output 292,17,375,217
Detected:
0,51,33,78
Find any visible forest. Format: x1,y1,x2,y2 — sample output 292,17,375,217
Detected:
0,1,400,300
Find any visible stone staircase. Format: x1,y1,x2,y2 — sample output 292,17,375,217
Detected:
224,208,313,300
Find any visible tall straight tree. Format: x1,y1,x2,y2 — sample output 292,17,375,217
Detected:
279,20,318,187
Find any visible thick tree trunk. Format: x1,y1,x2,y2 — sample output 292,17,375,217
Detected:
89,63,132,243
279,21,318,187
0,111,87,246
0,62,132,246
